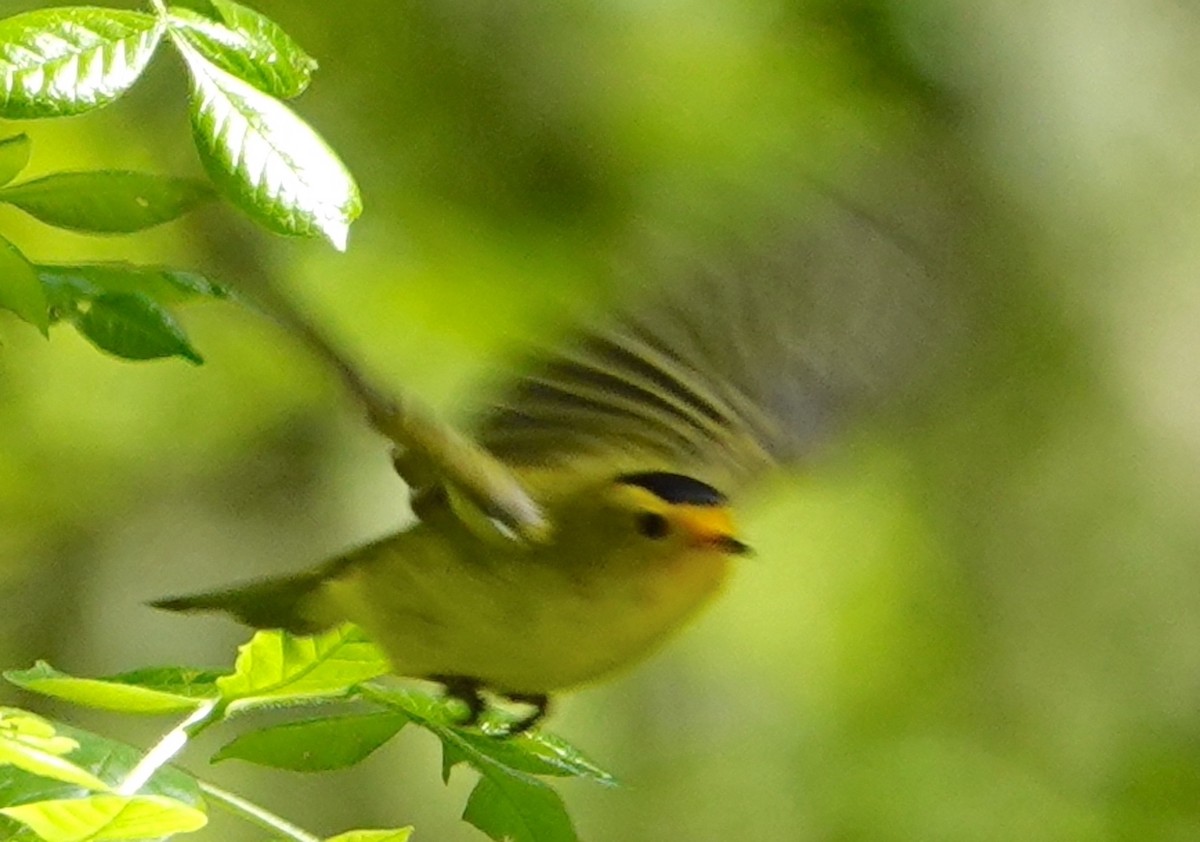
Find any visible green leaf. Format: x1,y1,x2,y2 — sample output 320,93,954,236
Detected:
212,711,407,771
0,232,48,333
167,1,317,99
0,172,215,233
462,771,577,842
169,0,220,16
217,626,391,714
10,721,201,805
36,263,228,320
0,794,206,841
326,830,413,842
467,729,616,784
4,663,219,715
0,715,201,842
360,687,612,842
364,687,615,784
29,264,224,363
0,134,31,186
0,9,162,118
175,39,360,249
0,709,110,794
75,292,204,364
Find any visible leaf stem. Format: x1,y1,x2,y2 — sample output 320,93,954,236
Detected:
115,700,219,795
197,778,323,842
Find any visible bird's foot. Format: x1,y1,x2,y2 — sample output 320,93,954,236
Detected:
432,677,551,737
432,674,486,727
500,692,550,736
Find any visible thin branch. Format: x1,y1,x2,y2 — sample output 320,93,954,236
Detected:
116,700,219,796
191,214,548,542
198,778,323,842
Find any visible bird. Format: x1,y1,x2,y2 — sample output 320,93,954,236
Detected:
152,189,959,732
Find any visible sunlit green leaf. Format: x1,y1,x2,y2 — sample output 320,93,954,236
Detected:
36,263,228,321
0,709,110,794
0,134,31,186
169,0,220,16
5,662,218,715
217,626,391,713
0,9,162,118
103,667,224,699
0,172,214,233
0,709,71,748
0,232,48,334
167,1,317,99
175,39,360,249
361,686,463,729
75,293,204,364
0,719,202,812
326,829,413,842
0,721,198,840
0,794,206,841
212,711,407,771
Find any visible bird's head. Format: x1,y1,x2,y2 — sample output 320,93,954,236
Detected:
545,470,751,574
611,471,750,556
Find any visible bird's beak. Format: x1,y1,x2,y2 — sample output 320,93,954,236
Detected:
710,534,753,556
677,506,753,556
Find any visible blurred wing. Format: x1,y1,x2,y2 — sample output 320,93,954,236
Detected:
474,196,961,496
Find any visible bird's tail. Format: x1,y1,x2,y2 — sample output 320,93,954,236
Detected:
150,569,333,634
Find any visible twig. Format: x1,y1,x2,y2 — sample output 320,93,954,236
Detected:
198,778,323,842
192,215,548,542
116,701,219,796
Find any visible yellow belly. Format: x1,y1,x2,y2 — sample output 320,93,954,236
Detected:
315,527,731,693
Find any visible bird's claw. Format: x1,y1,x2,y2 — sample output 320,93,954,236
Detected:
433,676,551,737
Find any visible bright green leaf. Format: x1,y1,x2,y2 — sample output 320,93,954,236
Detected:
326,829,413,842
0,9,162,118
0,171,215,233
0,709,110,794
75,293,204,364
0,794,206,841
167,2,317,99
36,263,228,321
0,134,31,186
175,38,361,249
0,232,48,333
5,662,218,715
362,686,463,729
169,0,220,16
212,711,407,771
0,720,202,806
103,667,224,699
0,709,69,746
217,626,391,713
0,715,201,842
462,767,577,842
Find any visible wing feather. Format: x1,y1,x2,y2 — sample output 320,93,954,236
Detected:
474,194,961,497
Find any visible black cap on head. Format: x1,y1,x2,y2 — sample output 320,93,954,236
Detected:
616,472,726,506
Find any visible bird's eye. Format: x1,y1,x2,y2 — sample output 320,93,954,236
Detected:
636,511,670,539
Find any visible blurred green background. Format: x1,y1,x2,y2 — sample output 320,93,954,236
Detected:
3,0,1200,839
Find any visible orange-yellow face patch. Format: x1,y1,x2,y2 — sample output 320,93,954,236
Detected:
669,504,751,555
